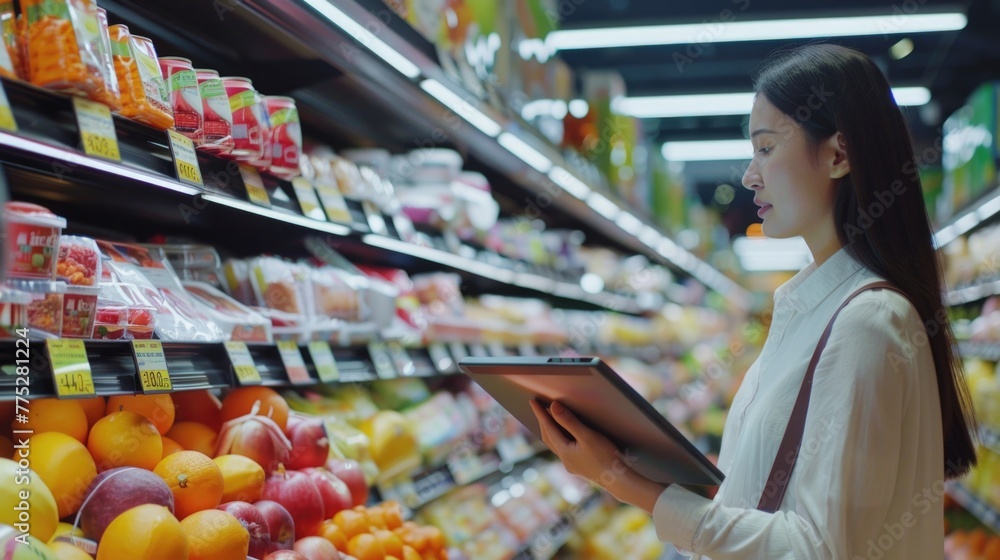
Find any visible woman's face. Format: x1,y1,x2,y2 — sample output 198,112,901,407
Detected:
741,96,840,241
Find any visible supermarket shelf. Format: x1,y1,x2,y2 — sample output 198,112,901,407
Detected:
959,340,1000,361
948,277,1000,306
980,427,1000,456
946,482,1000,534
93,0,750,308
514,491,605,560
935,185,1000,248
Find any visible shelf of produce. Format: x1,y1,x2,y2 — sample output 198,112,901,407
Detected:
514,491,604,560
0,79,654,316
946,483,1000,535
948,277,1000,307
93,0,749,307
935,185,1000,248
959,340,1000,361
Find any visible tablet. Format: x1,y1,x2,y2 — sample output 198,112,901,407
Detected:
458,356,724,487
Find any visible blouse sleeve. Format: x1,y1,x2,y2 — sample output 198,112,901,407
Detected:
652,292,917,559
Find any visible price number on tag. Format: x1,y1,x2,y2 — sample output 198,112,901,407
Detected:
225,341,262,385
239,165,271,207
132,340,172,393
73,97,120,161
276,340,310,384
46,339,96,398
168,129,203,186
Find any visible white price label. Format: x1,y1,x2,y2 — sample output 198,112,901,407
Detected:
224,341,261,385
291,177,327,221
276,340,310,384
307,341,340,383
74,97,120,161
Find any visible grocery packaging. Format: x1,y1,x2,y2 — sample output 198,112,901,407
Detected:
11,279,65,336
263,95,301,178
93,281,158,340
61,284,98,337
109,26,174,130
4,201,65,280
0,1,19,78
159,243,223,286
91,8,120,110
20,0,118,108
183,281,272,342
222,76,263,160
0,284,30,336
195,68,234,154
57,235,101,286
158,56,204,144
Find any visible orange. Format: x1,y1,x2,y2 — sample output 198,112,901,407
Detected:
165,422,218,456
180,509,249,560
78,396,106,429
213,454,266,503
347,533,386,560
153,450,224,520
106,394,175,435
401,545,422,560
318,519,349,552
424,526,444,551
0,400,14,433
27,432,97,517
95,504,188,560
220,387,289,430
47,540,94,560
366,506,388,530
0,435,12,458
20,398,88,443
382,501,404,530
375,529,404,558
161,437,184,458
172,390,223,432
87,410,162,472
333,509,370,540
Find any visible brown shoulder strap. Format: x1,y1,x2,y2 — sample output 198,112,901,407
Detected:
756,281,907,513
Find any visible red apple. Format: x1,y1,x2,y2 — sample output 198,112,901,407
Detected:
218,501,271,559
262,469,325,539
254,499,296,552
294,537,341,560
325,459,368,507
302,467,352,518
264,552,308,560
285,413,330,470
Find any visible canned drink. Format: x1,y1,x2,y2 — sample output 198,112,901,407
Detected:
195,68,235,155
222,76,263,161
159,56,205,144
263,96,302,179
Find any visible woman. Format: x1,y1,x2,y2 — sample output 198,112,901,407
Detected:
530,44,978,559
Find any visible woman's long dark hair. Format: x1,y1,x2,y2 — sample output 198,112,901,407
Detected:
754,44,977,478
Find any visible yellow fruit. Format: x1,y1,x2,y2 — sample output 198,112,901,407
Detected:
47,540,94,560
213,454,266,503
180,509,249,560
47,522,84,544
87,411,162,472
95,504,188,560
0,525,58,559
0,457,60,542
19,399,88,443
27,432,97,518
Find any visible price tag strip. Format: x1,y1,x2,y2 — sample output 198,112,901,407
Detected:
307,341,340,383
361,200,389,236
131,340,172,393
73,97,120,161
167,129,204,187
497,433,534,464
385,341,415,377
378,478,420,512
0,81,17,131
276,340,310,384
315,185,352,223
448,341,469,366
224,341,262,385
469,343,489,358
517,342,537,357
487,341,507,357
448,446,491,486
427,343,454,374
45,339,96,398
291,178,327,221
367,341,396,379
238,164,271,207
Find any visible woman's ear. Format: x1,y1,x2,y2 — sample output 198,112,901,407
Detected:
827,132,850,179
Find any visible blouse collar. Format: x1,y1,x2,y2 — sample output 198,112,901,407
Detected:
773,247,865,313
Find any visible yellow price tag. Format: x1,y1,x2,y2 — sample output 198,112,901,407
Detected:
0,82,17,132
239,165,271,207
291,177,327,221
73,97,120,161
315,185,352,223
46,339,95,398
224,341,262,385
132,340,172,393
276,340,310,384
307,341,339,383
167,129,203,187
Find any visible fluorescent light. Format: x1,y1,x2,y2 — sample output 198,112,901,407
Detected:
615,212,644,236
620,86,928,120
586,192,620,219
547,12,967,51
420,79,503,137
891,87,931,106
301,0,421,79
498,132,552,173
616,92,754,119
521,99,567,121
662,140,751,162
890,38,915,60
733,236,812,272
568,99,590,118
579,273,605,294
547,166,592,199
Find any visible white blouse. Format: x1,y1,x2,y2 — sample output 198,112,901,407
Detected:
653,248,946,559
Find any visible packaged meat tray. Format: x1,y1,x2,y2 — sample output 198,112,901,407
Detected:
182,281,272,342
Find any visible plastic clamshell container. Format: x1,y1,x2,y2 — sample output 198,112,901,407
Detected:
61,285,100,338
10,280,67,337
4,202,66,280
182,281,273,342
57,235,102,287
158,244,222,270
